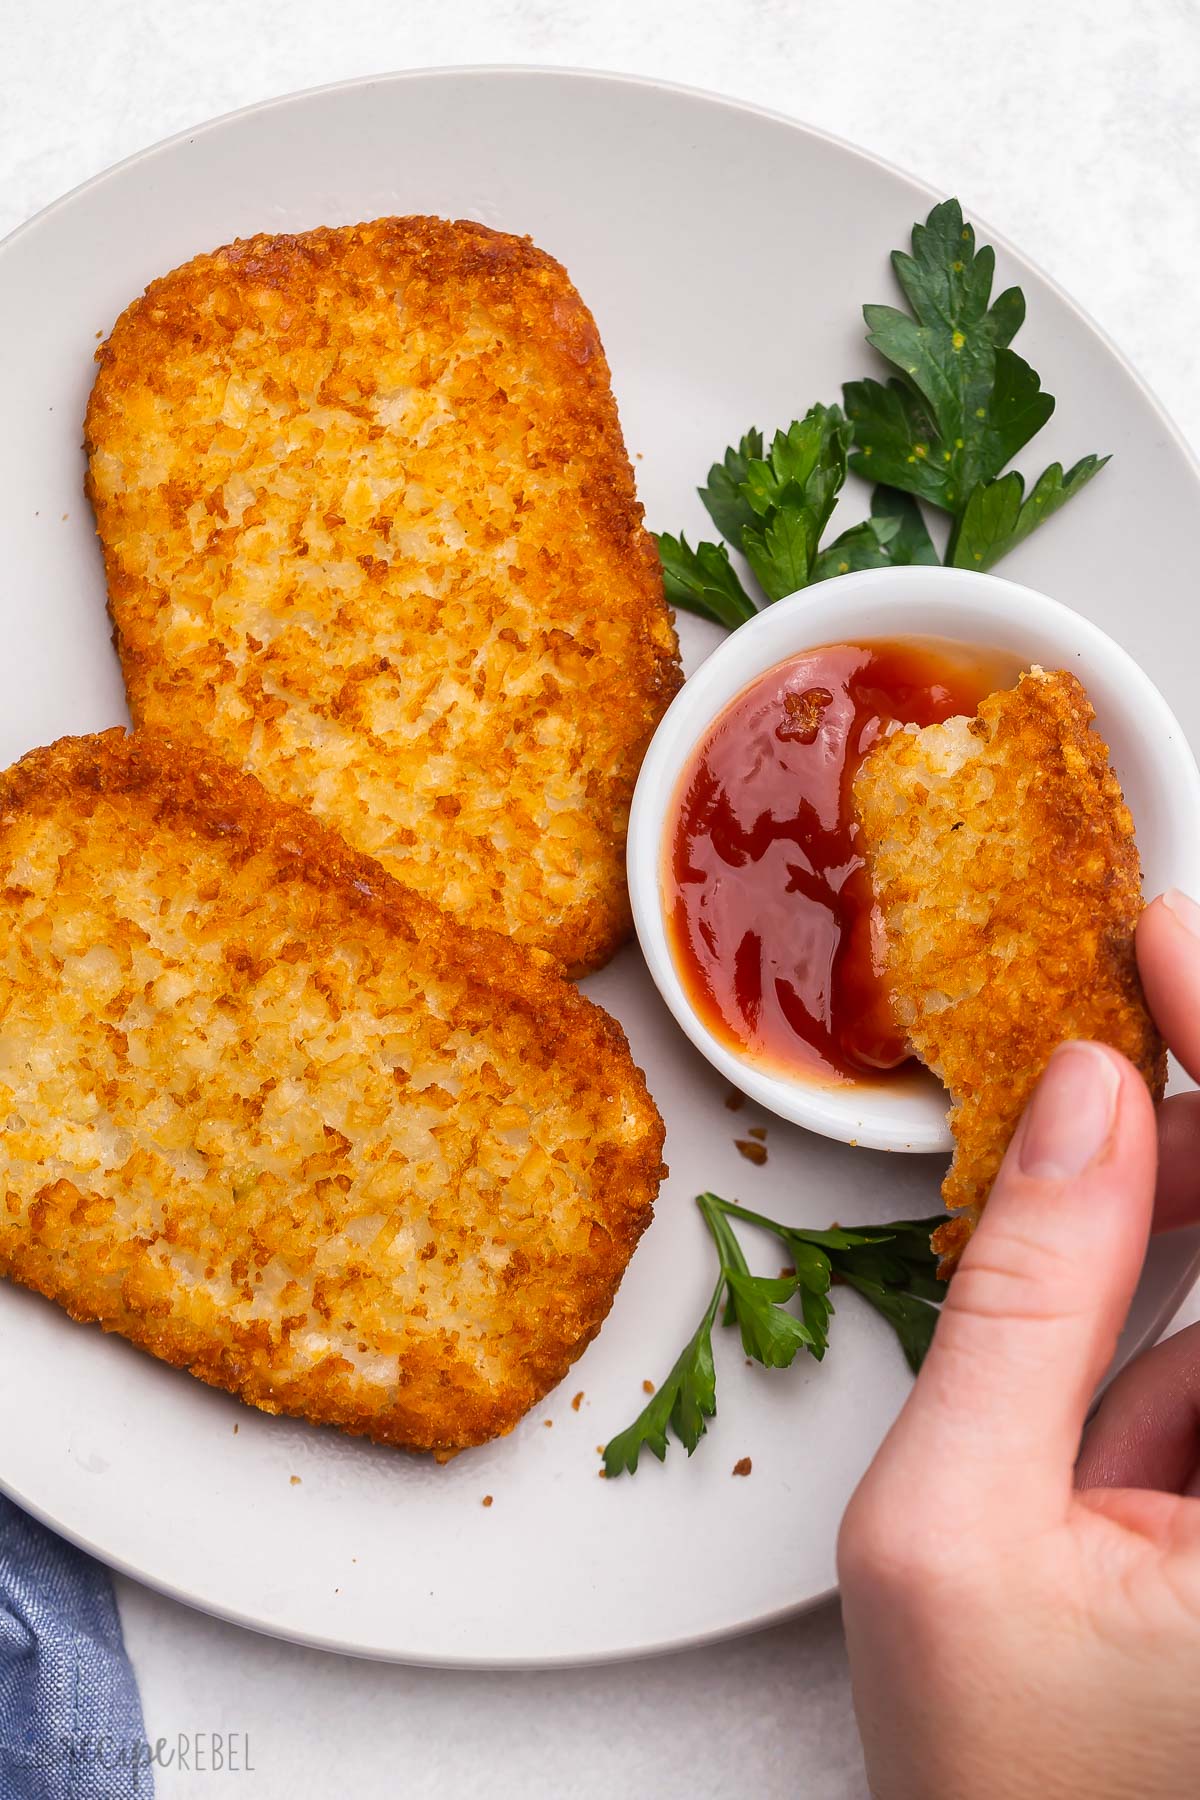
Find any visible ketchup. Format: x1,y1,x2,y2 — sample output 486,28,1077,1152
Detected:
666,640,1010,1085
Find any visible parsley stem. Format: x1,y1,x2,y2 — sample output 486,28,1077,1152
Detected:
699,1191,821,1242
696,1191,750,1269
698,1265,727,1332
696,1192,750,1328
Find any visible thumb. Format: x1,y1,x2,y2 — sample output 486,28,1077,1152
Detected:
865,1041,1157,1526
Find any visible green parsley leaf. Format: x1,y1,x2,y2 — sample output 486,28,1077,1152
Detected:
724,1269,813,1366
663,407,853,612
812,485,939,580
810,517,895,579
820,1214,946,1299
845,198,1054,513
836,1273,941,1376
699,428,765,544
654,531,757,628
742,507,817,602
787,1241,836,1358
841,377,945,506
948,455,1110,570
704,1197,947,1377
602,1271,724,1477
868,486,941,565
827,1213,946,1371
739,407,853,600
698,1194,813,1368
740,409,852,520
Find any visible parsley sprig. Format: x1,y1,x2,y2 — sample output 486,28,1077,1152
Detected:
947,458,1108,570
845,198,1108,568
654,198,1107,621
658,411,932,626
603,1195,945,1477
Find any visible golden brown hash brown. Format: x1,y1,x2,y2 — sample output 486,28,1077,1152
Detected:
84,217,682,976
0,731,665,1455
854,668,1164,1275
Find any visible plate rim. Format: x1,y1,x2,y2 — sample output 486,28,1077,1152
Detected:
6,60,1199,498
2,62,1198,1668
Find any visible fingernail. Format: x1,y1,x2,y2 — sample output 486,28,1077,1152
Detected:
1163,888,1200,940
1018,1042,1122,1181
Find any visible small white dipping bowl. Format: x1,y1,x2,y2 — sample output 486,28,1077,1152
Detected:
628,564,1200,1153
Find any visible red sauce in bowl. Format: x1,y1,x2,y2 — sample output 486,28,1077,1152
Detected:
666,639,1011,1084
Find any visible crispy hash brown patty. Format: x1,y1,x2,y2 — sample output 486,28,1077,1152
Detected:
84,217,682,976
0,732,665,1455
854,669,1164,1275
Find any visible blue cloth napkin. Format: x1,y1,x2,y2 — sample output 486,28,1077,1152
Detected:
0,1495,152,1798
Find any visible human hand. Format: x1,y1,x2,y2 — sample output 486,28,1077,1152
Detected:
838,889,1200,1800
1076,890,1200,1499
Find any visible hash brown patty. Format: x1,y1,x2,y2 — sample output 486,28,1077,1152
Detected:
0,731,664,1454
854,668,1164,1274
84,217,682,976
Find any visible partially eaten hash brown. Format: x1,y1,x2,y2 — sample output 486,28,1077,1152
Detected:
84,217,682,976
854,668,1164,1274
0,731,664,1455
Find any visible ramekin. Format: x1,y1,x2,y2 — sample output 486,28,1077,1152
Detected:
627,564,1200,1152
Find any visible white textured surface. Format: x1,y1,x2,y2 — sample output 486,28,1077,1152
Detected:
3,3,1199,1795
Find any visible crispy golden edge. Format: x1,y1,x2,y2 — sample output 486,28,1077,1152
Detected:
854,670,1165,1277
84,217,683,976
0,728,666,1453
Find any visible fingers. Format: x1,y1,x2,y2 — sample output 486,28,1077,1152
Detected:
1140,893,1200,1233
1138,891,1200,1085
1154,1093,1200,1233
1076,1321,1200,1496
857,1042,1157,1531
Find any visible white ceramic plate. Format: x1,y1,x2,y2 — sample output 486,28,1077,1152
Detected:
1,67,1197,1668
